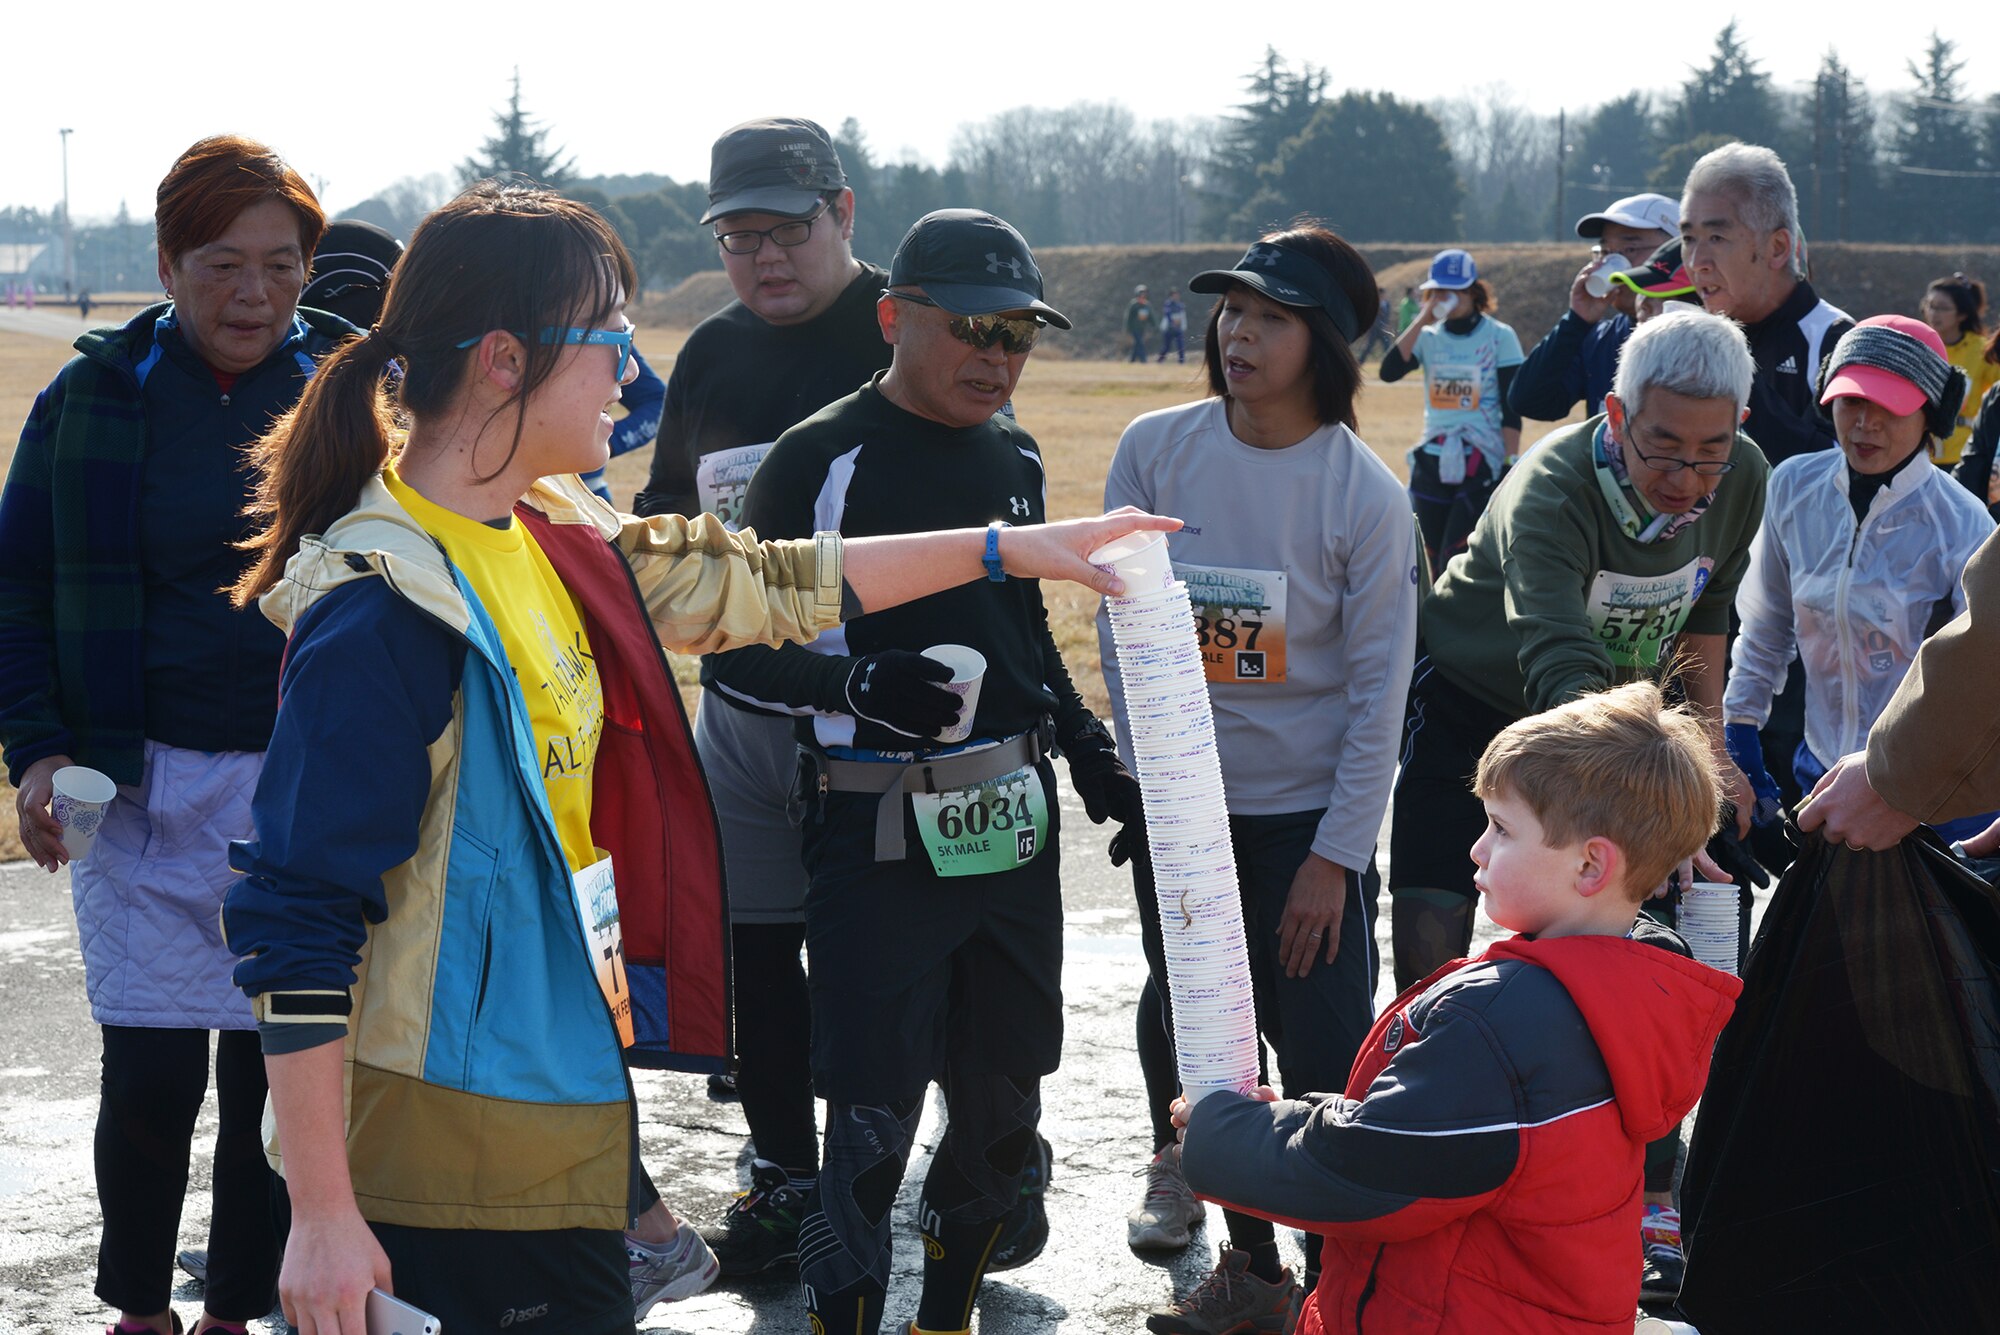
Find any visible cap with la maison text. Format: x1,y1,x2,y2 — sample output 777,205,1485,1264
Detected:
701,117,847,225
888,210,1072,328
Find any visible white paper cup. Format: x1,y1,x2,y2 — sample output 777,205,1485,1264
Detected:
1680,882,1740,974
1090,532,1175,593
920,644,987,743
51,765,118,862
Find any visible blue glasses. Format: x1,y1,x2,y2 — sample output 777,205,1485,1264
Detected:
455,326,636,379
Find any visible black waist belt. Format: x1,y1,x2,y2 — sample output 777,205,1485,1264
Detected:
806,724,1050,862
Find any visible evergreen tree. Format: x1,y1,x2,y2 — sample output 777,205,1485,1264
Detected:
1801,52,1880,242
1566,94,1657,210
1666,23,1786,151
1200,48,1326,237
1252,92,1462,241
1889,33,1984,241
460,69,576,186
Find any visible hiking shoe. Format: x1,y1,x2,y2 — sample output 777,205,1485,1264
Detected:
699,1160,811,1276
1145,1248,1299,1334
1128,1149,1206,1251
176,1247,209,1284
628,1225,720,1317
988,1134,1053,1272
1639,1203,1686,1302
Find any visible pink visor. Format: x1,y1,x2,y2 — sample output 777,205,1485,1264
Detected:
1819,363,1927,416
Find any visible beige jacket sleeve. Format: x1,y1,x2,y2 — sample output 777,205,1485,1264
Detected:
615,511,844,655
1866,527,2000,822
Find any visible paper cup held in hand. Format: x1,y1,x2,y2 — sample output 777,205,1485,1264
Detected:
921,644,987,744
52,765,117,862
1089,532,1174,595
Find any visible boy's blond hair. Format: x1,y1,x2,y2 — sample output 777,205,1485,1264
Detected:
1474,681,1720,901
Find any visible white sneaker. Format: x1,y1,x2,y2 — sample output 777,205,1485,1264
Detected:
628,1225,720,1318
1128,1149,1206,1251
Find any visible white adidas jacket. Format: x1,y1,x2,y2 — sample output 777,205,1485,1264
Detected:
1725,448,1994,767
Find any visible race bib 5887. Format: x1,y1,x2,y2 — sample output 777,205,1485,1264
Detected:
695,442,775,531
1179,563,1287,684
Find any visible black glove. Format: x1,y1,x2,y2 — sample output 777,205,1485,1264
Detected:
1109,823,1148,868
1061,716,1144,827
1706,802,1771,889
843,651,961,739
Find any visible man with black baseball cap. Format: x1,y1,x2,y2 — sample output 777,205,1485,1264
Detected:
631,117,897,1288
1510,193,1678,423
709,209,1137,1335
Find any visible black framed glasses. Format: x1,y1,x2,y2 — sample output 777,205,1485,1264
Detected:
889,291,1044,354
715,202,830,255
1624,416,1736,476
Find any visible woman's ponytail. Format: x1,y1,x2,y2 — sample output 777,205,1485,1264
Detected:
231,331,396,606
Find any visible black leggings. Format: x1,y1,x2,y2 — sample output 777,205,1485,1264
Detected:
731,920,819,1177
94,1026,281,1321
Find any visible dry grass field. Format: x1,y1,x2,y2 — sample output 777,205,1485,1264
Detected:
0,317,1568,864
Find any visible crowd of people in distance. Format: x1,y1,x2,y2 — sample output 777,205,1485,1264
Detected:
5,117,1999,1335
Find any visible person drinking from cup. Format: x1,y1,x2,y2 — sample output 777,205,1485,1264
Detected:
1094,225,1417,1332
1510,193,1678,424
1380,248,1524,572
216,184,1172,1335
0,135,347,1335
1387,308,1769,1299
706,208,1145,1335
1725,315,1995,853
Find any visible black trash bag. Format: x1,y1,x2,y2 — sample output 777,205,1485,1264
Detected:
1679,827,2000,1332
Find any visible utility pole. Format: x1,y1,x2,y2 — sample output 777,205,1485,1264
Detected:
58,128,74,295
1553,110,1566,241
1810,77,1825,241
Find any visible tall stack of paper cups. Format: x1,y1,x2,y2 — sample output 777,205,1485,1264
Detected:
1092,533,1260,1103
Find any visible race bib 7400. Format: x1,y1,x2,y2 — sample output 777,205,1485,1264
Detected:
1428,362,1482,412
694,442,774,531
1586,556,1714,672
1179,563,1287,683
909,764,1048,877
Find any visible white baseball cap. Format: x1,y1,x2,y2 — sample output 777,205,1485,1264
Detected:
1574,193,1679,239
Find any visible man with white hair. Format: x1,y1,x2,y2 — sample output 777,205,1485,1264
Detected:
1388,307,1768,1298
1681,142,1854,465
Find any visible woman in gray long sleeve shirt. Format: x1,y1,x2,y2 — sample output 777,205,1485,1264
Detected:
1097,227,1419,1328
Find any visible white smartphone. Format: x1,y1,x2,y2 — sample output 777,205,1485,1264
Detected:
367,1287,441,1335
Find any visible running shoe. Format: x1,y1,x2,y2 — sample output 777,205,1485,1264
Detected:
1639,1203,1686,1302
706,1071,739,1099
987,1134,1053,1272
1145,1248,1299,1334
628,1225,720,1318
699,1160,811,1276
1128,1149,1206,1251
176,1248,208,1284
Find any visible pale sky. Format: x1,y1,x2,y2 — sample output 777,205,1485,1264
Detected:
6,1,1993,222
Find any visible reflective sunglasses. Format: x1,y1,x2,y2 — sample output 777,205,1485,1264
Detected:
455,325,636,379
890,291,1044,354
714,202,830,255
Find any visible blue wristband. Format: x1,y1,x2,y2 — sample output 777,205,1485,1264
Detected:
985,521,1010,582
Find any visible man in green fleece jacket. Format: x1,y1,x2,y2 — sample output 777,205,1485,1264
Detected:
1390,306,1766,987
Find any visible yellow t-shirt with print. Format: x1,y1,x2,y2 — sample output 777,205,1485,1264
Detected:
384,468,603,874
1938,332,2000,465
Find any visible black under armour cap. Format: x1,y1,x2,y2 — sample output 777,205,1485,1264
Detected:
887,209,1071,329
700,117,846,225
1188,241,1362,342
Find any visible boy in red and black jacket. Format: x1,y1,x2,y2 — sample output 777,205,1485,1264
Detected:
1178,681,1742,1334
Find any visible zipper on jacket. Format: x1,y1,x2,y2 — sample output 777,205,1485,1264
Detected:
1353,1242,1385,1331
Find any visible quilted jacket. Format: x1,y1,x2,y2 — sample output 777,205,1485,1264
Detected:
1182,934,1740,1333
